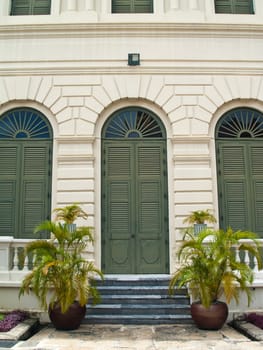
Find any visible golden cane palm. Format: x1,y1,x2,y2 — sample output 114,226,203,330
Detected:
19,220,103,313
169,227,262,308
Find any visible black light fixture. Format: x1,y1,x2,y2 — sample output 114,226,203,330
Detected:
128,53,140,66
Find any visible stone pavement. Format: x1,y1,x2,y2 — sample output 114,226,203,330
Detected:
12,323,263,350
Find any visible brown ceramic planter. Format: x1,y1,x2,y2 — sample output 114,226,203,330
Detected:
191,301,228,330
49,301,86,330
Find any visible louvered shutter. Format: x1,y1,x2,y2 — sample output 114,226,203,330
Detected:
250,146,263,236
0,146,19,235
103,143,134,273
136,143,168,273
102,141,168,273
134,0,153,13
217,144,248,231
215,0,253,14
0,142,51,238
21,143,51,238
11,0,51,15
112,0,153,13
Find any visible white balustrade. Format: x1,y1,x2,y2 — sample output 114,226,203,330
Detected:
203,238,263,281
0,237,262,282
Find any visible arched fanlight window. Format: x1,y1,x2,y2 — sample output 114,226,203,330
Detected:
103,107,166,139
0,108,52,139
216,107,263,139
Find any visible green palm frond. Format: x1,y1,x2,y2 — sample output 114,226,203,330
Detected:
169,226,262,308
20,205,103,313
53,204,88,224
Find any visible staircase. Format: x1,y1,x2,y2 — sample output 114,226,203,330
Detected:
85,275,192,325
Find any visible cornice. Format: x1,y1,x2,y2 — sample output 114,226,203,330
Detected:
0,22,263,39
0,58,263,76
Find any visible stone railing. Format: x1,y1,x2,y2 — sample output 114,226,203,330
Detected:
0,236,263,283
203,238,263,283
0,237,35,282
0,236,95,283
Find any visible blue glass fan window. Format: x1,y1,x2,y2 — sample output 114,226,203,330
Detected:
0,108,52,139
103,108,165,139
216,108,263,139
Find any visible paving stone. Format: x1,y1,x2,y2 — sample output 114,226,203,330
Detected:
13,323,263,350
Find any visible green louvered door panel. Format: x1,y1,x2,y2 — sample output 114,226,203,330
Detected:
21,143,51,238
217,142,263,237
250,146,263,236
0,145,19,236
103,144,134,274
102,141,168,274
0,142,51,238
11,0,51,15
136,143,168,273
112,0,153,13
214,0,254,14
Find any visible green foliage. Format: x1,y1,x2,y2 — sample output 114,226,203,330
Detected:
169,227,262,308
19,207,103,313
0,314,4,321
53,204,88,224
183,209,217,225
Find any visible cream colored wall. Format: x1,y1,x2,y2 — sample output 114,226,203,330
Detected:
0,0,263,271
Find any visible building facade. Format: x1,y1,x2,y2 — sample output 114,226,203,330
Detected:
1,0,263,276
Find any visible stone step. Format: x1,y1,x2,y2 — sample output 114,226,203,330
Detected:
92,276,173,287
84,314,193,325
95,285,180,295
86,276,191,324
92,294,189,305
87,303,190,316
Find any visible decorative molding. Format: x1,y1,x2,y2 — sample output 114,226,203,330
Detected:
1,63,263,77
57,155,95,163
173,155,211,163
0,23,263,39
55,136,96,143
171,136,211,144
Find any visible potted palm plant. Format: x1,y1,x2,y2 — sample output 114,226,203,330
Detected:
53,203,88,232
183,209,217,234
169,228,262,330
19,206,103,330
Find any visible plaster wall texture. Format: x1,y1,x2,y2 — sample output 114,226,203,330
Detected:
0,0,263,270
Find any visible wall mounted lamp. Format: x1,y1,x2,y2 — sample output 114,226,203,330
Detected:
128,53,140,66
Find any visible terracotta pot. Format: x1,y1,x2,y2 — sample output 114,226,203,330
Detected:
190,301,228,330
49,301,86,330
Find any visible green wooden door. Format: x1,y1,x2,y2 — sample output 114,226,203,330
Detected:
216,108,263,237
102,108,169,274
0,108,52,238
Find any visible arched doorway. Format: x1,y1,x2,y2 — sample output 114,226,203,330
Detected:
101,107,169,274
0,107,53,238
215,107,263,237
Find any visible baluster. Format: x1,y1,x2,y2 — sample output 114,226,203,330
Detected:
235,246,240,263
252,243,259,273
23,249,29,271
13,247,19,271
244,250,250,267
